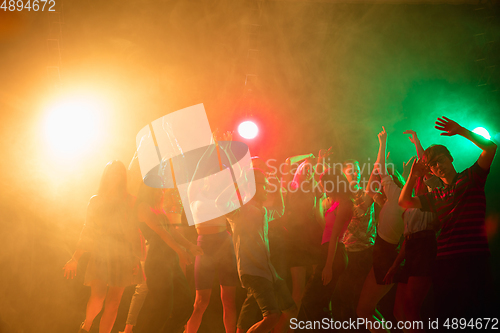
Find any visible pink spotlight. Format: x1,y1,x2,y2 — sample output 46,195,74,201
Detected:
238,121,259,139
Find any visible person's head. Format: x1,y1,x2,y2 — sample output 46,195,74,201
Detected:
423,145,454,179
342,159,360,186
98,160,128,197
320,167,350,200
251,168,269,204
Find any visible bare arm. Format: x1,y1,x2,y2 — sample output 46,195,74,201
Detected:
435,117,497,170
398,159,425,209
403,130,425,159
376,127,388,176
366,129,386,206
322,197,352,285
64,196,96,279
137,203,188,255
169,226,203,256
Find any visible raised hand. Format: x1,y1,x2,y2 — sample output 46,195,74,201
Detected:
410,158,428,178
403,156,416,179
435,116,463,136
403,130,419,144
319,147,333,160
378,126,387,144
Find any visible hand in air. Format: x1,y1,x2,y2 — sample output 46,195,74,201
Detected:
319,147,333,160
63,258,78,279
403,130,419,144
435,117,463,136
402,156,416,179
410,158,428,178
378,126,387,144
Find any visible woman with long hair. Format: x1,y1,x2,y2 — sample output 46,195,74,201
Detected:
63,160,142,333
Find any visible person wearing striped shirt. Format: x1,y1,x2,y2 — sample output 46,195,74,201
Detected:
398,116,497,325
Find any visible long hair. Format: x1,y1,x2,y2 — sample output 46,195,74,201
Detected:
97,160,128,198
320,166,350,197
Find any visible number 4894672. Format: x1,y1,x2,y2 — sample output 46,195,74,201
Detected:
1,0,56,11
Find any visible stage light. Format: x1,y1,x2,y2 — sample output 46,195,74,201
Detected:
44,97,103,157
473,127,491,140
238,121,258,139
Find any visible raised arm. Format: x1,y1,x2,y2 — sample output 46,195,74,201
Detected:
366,128,386,207
435,116,497,170
376,127,388,176
403,130,425,159
398,159,426,209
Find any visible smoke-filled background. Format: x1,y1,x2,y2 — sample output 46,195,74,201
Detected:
1,0,499,332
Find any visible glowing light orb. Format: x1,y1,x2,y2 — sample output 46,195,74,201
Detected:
44,97,103,156
473,127,491,140
238,121,259,139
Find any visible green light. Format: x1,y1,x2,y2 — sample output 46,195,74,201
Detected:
473,127,491,140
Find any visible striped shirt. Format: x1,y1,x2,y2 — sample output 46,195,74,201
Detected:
418,162,489,259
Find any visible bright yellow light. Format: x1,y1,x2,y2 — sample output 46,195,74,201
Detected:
44,97,104,157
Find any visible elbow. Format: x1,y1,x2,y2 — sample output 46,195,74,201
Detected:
398,197,409,208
